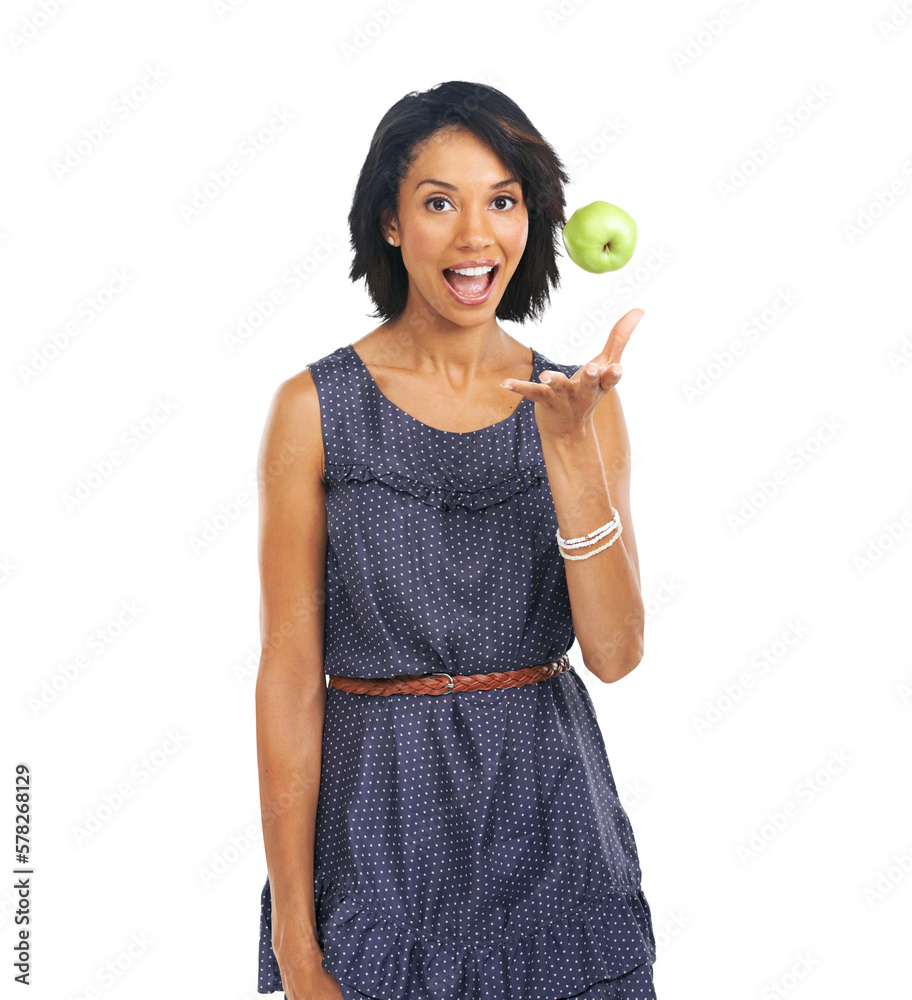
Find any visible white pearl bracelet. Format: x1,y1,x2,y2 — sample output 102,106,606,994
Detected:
559,523,622,560
556,507,619,548
556,508,623,561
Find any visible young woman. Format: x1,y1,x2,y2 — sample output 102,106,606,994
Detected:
255,81,656,1000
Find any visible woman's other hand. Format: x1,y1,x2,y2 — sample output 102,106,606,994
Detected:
275,941,344,1000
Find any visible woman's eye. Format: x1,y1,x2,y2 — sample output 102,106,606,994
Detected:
424,195,518,212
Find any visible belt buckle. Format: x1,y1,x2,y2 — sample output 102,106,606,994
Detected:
428,672,455,694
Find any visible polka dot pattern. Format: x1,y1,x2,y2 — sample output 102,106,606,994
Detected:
257,344,657,998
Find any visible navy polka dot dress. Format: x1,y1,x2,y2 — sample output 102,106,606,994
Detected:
257,343,658,999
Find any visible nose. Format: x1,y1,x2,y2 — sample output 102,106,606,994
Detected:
455,200,493,251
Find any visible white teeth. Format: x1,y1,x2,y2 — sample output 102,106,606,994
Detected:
449,265,494,276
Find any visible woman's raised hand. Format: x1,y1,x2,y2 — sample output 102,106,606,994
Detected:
501,307,644,439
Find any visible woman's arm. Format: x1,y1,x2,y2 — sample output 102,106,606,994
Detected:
539,386,644,684
255,370,328,966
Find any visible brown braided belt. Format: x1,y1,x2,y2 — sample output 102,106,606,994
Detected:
328,653,571,696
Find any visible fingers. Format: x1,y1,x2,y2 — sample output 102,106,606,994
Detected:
503,367,576,399
582,361,622,389
506,362,621,402
595,307,645,366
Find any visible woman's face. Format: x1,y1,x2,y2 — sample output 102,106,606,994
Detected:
385,127,529,327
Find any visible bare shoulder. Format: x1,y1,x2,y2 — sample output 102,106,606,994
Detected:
258,366,325,487
256,367,328,683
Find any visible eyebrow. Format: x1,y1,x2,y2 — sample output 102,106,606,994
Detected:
415,177,520,192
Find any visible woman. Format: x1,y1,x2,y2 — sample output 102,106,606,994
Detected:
255,80,657,1000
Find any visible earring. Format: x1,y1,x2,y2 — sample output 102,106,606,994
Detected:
387,236,395,245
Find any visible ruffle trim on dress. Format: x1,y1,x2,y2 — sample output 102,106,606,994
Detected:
259,870,657,999
323,460,549,513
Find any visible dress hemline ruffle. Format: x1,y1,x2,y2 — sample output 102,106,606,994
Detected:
258,869,657,999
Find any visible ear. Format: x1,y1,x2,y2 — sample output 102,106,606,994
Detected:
380,207,397,244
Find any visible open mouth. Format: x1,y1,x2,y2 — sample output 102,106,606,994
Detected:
442,263,499,304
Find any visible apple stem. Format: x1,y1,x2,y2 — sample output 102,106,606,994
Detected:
603,242,611,252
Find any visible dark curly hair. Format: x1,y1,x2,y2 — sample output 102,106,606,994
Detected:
348,80,570,324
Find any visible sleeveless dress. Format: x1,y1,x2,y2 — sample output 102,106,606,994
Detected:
257,343,658,999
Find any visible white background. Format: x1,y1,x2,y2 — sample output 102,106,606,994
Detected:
4,0,912,997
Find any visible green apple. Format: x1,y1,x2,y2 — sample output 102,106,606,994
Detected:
561,201,637,273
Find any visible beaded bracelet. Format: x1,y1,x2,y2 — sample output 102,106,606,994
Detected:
556,507,619,548
556,508,623,561
559,523,623,560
